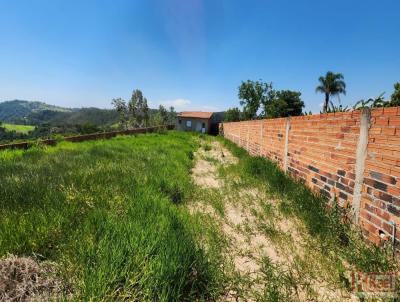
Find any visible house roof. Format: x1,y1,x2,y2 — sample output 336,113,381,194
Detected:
177,111,213,119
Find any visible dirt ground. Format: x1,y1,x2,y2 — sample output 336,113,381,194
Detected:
189,138,359,302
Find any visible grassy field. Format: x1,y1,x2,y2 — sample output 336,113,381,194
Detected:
0,131,396,301
1,123,35,134
0,131,222,301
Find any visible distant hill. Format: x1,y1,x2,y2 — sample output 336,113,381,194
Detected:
0,100,119,126
0,100,72,122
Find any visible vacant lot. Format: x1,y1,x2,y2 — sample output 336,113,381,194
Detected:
0,131,397,301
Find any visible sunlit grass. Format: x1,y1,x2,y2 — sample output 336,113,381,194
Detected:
0,131,222,301
1,123,35,134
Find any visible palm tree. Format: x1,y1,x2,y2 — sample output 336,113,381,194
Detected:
316,71,346,113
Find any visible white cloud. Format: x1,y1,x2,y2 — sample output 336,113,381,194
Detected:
151,98,191,110
163,98,191,107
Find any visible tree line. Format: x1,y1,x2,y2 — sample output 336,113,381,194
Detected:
111,89,176,129
225,72,400,122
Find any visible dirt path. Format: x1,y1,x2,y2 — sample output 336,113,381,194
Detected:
189,138,359,302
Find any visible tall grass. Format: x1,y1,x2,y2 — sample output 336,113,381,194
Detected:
0,131,219,301
218,137,395,273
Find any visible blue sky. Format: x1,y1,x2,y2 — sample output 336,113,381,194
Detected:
0,0,399,112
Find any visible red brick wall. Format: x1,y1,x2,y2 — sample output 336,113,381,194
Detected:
361,108,400,244
222,107,400,246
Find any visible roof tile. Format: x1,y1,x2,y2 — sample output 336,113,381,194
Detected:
177,111,213,119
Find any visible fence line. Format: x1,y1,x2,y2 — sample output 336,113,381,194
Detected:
0,125,175,151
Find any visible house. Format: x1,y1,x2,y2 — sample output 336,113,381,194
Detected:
176,111,224,134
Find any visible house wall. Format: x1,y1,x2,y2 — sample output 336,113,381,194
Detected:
222,107,400,246
176,117,210,133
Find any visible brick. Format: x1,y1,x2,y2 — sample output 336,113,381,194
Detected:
373,191,393,203
308,165,319,173
381,128,396,135
347,172,356,180
381,175,397,185
373,181,388,192
339,192,348,200
388,205,400,217
335,182,346,190
382,222,394,234
388,186,400,196
370,171,383,180
374,117,389,126
319,188,330,198
361,209,383,227
364,178,375,187
389,116,400,126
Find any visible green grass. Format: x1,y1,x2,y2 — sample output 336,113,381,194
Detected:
217,136,395,274
0,131,222,301
1,123,35,134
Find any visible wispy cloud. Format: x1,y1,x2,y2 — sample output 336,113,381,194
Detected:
151,98,192,110
164,98,191,107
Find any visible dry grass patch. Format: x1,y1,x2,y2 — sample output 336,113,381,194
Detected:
0,255,65,302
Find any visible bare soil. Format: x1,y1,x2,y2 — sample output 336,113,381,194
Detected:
190,138,359,302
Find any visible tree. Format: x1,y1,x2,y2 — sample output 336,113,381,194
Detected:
264,90,304,118
168,106,176,124
128,89,150,127
353,93,387,110
111,98,128,129
316,71,346,113
238,80,271,120
158,105,168,124
390,82,400,106
224,107,241,122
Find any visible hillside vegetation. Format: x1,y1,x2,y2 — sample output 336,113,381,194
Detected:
0,100,119,126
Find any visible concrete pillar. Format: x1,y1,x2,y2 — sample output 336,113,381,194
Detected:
260,121,264,156
246,122,250,151
283,117,291,172
352,108,371,224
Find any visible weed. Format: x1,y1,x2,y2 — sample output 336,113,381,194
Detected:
203,143,212,151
